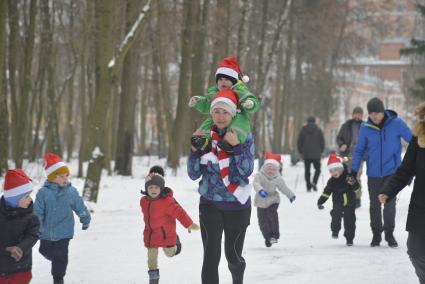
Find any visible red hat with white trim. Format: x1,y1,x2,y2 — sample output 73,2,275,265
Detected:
216,57,249,85
210,89,239,117
264,152,282,167
3,169,34,208
44,152,70,181
327,153,343,170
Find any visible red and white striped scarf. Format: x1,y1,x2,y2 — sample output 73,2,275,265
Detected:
208,128,252,204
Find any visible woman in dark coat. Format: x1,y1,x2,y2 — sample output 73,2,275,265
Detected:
379,102,425,284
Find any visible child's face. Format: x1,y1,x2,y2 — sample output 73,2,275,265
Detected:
18,192,32,208
217,77,234,91
147,185,161,198
264,164,278,176
329,168,343,178
211,108,233,129
52,173,69,187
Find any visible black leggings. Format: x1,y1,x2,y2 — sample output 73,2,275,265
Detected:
199,203,251,284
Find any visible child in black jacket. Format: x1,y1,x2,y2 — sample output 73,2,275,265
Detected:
317,154,359,246
0,169,40,284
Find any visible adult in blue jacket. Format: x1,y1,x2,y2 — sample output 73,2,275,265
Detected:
350,97,412,248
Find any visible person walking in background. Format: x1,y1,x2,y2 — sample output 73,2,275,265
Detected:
336,106,365,208
253,152,295,247
349,97,412,248
297,116,325,192
379,101,425,283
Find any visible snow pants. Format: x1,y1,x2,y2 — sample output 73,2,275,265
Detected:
330,204,356,241
39,238,70,278
147,246,177,270
257,203,280,241
199,203,251,284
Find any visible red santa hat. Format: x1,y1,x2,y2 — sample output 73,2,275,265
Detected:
215,57,249,84
44,152,70,181
264,152,281,167
3,169,34,208
210,89,239,117
327,153,343,170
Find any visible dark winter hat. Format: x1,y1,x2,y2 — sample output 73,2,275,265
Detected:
307,116,316,123
145,173,165,191
367,97,385,113
352,106,363,115
149,165,165,177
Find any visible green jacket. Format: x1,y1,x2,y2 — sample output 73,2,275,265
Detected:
192,81,260,115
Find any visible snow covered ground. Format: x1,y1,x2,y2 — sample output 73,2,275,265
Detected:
21,156,417,284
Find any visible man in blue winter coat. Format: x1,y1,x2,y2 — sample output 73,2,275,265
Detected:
350,97,412,248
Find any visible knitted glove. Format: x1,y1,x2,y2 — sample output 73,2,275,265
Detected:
258,190,268,198
188,223,200,233
188,96,200,107
289,195,296,203
6,246,23,262
82,223,89,230
241,99,254,110
318,204,325,210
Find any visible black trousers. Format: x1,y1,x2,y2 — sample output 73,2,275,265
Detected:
39,239,70,278
407,232,425,284
199,203,251,284
368,177,396,234
257,203,280,241
304,159,321,190
330,205,356,241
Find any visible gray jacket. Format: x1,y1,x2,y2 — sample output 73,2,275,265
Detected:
253,166,295,208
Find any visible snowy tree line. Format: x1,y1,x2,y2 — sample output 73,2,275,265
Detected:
0,0,419,202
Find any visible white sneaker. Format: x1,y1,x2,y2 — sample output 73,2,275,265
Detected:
270,237,278,244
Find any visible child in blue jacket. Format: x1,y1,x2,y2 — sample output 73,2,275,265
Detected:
34,153,91,284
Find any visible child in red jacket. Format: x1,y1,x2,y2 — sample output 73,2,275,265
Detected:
140,166,199,284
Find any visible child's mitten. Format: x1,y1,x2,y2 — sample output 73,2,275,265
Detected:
318,204,325,210
258,190,268,198
188,96,200,107
82,223,89,230
188,223,200,233
289,195,296,203
241,99,254,110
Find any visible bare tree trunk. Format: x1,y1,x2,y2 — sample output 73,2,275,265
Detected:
114,0,142,174
43,0,62,155
83,0,152,202
189,0,209,132
138,64,149,155
83,0,115,202
78,0,92,177
167,0,194,171
9,0,37,168
155,0,173,147
208,0,230,83
0,0,8,175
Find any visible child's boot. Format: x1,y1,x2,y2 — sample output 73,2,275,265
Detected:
148,269,160,284
175,235,182,256
191,136,211,152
